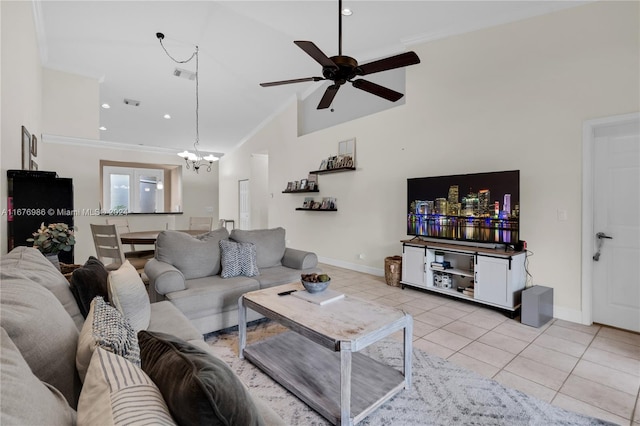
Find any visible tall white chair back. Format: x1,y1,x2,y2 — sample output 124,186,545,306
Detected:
90,224,126,270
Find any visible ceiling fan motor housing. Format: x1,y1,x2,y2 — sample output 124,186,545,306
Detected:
324,55,358,84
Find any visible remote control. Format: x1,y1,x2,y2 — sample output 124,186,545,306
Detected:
277,289,297,296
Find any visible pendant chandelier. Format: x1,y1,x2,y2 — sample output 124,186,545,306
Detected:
157,32,217,173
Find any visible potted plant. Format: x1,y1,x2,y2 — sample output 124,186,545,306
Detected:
27,222,76,270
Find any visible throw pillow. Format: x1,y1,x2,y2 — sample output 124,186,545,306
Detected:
219,239,259,278
155,228,229,279
70,256,109,318
1,246,84,329
0,270,81,408
138,330,266,426
1,327,76,425
108,260,151,332
78,347,176,426
76,296,140,383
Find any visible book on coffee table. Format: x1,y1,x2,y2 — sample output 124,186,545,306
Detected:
292,288,345,305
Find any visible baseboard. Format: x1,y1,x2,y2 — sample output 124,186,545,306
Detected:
317,256,384,277
552,305,587,325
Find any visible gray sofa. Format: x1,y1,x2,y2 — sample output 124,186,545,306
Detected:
145,227,320,334
0,246,284,425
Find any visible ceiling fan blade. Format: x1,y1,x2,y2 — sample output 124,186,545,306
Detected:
260,77,324,87
317,84,340,109
352,79,404,102
294,41,338,69
357,51,420,76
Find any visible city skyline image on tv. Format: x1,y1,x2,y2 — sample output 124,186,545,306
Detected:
407,170,520,244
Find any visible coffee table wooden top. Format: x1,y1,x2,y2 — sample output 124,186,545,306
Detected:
242,282,408,351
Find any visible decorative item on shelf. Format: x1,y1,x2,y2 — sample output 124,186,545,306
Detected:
430,260,451,271
302,197,314,208
156,32,218,173
308,173,317,188
301,273,331,293
320,197,336,210
299,178,308,190
26,222,76,271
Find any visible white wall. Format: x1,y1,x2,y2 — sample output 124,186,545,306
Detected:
0,1,219,262
219,2,640,321
43,68,99,140
1,1,43,254
38,137,219,261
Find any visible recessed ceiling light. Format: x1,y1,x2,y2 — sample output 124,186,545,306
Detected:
164,114,171,119
101,103,110,109
341,8,352,16
99,126,107,131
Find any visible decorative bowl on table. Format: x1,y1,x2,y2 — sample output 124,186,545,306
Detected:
301,273,331,293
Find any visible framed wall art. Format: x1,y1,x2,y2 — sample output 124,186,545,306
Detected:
31,134,38,157
22,126,31,170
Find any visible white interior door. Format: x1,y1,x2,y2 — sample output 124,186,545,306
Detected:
592,119,640,332
239,179,250,230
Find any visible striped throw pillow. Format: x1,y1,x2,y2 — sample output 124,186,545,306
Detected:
77,347,176,426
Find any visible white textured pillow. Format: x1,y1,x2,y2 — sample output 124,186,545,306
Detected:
78,347,176,426
76,296,140,383
108,260,150,332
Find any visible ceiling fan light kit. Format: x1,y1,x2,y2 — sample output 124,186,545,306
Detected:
260,0,420,110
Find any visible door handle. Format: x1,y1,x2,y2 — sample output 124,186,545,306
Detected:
593,232,613,261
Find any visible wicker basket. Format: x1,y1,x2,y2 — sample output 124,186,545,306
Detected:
384,255,403,287
60,263,82,283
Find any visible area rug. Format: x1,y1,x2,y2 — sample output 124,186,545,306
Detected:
205,321,615,426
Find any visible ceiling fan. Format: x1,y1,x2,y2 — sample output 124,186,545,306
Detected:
260,0,421,110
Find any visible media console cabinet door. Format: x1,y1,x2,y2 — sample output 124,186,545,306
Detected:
402,246,426,288
474,256,511,306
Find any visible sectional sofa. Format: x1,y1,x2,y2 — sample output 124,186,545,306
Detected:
0,246,284,425
145,227,321,334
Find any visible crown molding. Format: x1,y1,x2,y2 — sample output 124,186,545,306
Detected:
41,134,185,155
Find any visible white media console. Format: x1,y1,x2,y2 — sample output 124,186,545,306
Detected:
400,239,526,314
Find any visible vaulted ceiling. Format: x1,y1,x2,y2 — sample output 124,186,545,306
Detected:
36,1,584,156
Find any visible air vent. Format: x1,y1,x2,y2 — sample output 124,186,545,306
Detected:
174,67,196,81
123,98,141,107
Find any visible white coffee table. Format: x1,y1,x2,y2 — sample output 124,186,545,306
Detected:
238,282,412,426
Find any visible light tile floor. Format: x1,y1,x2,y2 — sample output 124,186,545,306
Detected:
321,264,640,426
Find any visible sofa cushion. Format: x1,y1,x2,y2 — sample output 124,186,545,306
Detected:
0,269,81,408
108,260,151,332
254,265,321,289
78,347,176,426
148,301,203,342
166,275,260,318
70,256,110,318
1,327,77,425
230,227,285,269
138,330,265,426
156,229,229,279
76,297,140,383
1,246,84,329
220,239,259,278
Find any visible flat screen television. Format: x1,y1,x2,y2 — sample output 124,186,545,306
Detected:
407,170,519,245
